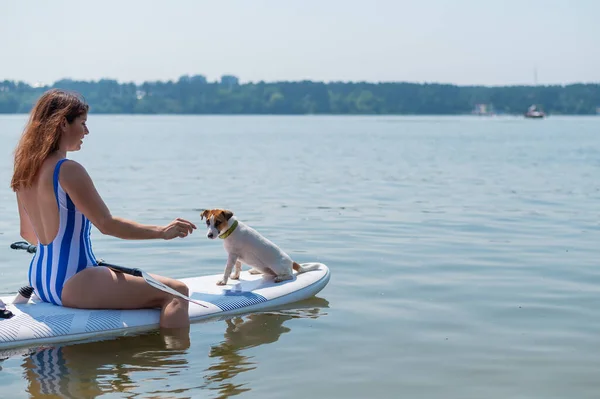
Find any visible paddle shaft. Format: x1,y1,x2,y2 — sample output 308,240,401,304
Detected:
11,241,145,276
9,241,207,307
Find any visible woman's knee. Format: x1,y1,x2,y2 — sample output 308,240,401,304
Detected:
171,280,189,296
154,274,189,296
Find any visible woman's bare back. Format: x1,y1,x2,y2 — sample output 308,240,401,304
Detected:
17,154,63,245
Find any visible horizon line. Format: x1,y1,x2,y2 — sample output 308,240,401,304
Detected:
2,77,600,88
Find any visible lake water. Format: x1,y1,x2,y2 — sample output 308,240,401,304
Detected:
0,114,599,398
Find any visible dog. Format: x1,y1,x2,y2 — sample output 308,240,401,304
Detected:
200,209,319,285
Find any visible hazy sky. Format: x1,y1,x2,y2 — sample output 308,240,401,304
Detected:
1,0,598,86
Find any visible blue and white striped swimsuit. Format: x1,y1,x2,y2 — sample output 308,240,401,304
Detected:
28,159,98,305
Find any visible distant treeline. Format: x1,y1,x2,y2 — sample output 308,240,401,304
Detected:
1,75,599,115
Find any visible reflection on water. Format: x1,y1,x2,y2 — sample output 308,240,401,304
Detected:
8,297,329,399
22,328,190,398
203,297,330,399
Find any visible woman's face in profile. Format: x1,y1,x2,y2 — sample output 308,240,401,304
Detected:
63,113,89,151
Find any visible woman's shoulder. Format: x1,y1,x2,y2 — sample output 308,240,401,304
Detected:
58,159,91,183
36,155,72,181
59,158,85,171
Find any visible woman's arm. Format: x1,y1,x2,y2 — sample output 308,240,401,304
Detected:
59,160,196,240
16,194,37,244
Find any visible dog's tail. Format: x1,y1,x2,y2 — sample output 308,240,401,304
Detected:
293,262,320,274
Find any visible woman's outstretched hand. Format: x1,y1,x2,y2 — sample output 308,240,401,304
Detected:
161,218,197,239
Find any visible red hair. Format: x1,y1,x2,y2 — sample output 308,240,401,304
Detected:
11,89,89,191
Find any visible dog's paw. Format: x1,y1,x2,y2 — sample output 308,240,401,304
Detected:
249,268,262,275
230,273,240,280
216,279,227,286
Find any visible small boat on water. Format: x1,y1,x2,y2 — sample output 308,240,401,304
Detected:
525,104,545,118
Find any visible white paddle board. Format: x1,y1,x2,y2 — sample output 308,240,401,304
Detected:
0,263,330,350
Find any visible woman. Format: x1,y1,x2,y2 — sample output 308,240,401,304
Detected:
10,89,196,329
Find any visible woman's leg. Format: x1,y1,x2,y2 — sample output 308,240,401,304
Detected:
61,266,190,328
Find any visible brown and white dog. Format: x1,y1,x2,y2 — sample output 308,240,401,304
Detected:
200,209,318,285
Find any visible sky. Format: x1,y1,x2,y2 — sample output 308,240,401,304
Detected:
0,0,598,86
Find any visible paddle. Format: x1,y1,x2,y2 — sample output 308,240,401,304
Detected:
10,241,208,308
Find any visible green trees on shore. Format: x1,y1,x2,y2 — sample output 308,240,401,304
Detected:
1,76,598,115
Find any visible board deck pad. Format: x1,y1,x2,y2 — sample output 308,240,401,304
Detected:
0,263,330,350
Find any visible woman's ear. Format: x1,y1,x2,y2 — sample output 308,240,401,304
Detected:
60,117,69,133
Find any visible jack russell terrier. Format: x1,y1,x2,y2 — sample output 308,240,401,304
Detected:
200,209,318,285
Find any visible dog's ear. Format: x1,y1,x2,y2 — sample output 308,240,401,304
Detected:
200,209,210,220
223,210,234,220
